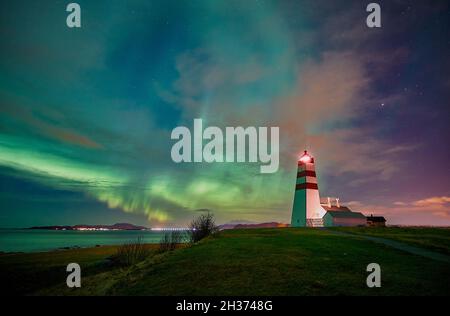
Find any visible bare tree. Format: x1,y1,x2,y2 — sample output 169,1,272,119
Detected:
159,230,185,252
188,212,218,243
111,237,150,266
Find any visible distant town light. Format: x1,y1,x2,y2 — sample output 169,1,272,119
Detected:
150,227,190,231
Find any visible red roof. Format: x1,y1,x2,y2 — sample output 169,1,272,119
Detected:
322,206,352,212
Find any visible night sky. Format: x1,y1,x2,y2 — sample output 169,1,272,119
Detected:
0,0,449,227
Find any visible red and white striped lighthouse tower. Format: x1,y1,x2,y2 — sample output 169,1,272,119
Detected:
291,151,326,227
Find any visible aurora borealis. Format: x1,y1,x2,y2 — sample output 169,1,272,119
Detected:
0,0,449,227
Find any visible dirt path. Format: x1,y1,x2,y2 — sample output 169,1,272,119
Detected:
326,229,450,263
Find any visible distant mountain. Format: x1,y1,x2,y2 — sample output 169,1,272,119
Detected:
219,222,289,230
218,220,255,230
28,223,148,231
109,223,148,230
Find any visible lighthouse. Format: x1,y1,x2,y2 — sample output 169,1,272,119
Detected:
291,151,326,227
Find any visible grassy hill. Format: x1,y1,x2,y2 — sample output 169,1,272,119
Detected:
331,226,450,255
1,228,449,296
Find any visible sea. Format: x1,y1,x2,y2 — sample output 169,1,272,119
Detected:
0,229,178,253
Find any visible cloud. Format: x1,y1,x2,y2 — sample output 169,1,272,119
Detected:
271,50,417,185
277,51,369,131
157,45,293,127
1,0,444,227
0,98,103,149
134,4,423,224
346,196,450,225
413,196,450,207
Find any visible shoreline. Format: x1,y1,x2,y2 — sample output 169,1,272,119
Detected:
0,229,187,253
0,242,163,256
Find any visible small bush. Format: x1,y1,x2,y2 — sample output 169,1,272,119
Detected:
111,237,150,267
158,231,185,253
189,212,218,243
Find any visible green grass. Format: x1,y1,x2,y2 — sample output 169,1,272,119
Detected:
330,227,450,255
1,228,449,296
0,244,158,295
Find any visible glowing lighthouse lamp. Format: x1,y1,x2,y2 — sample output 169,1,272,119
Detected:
291,151,326,227
299,151,312,163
